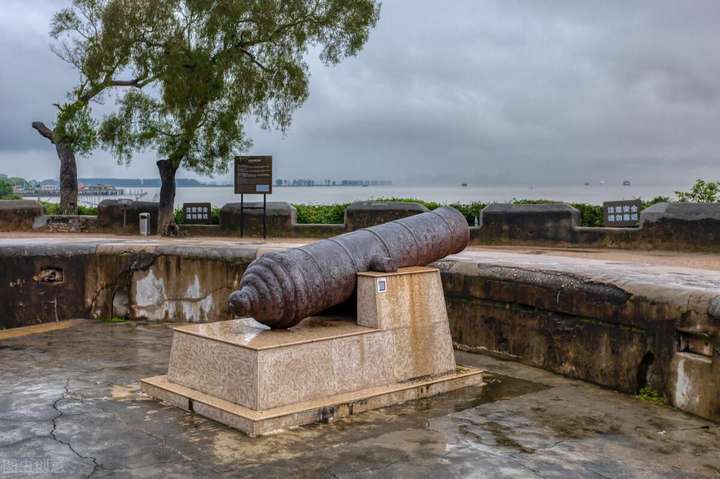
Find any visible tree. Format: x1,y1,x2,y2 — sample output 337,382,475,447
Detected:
33,0,168,214
0,178,18,200
675,179,720,203
100,0,380,235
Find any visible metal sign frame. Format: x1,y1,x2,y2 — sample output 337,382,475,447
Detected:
234,155,273,238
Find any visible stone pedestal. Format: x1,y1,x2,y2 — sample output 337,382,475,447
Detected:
141,267,483,436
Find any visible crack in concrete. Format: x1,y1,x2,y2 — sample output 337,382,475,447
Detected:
49,378,102,479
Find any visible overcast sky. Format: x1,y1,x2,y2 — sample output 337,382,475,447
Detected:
1,1,720,186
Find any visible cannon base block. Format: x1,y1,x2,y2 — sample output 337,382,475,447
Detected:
141,267,484,436
142,366,482,437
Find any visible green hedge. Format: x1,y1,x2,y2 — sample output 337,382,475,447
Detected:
294,203,349,224
41,202,97,216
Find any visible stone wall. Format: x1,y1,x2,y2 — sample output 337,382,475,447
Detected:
436,255,720,423
0,243,255,328
4,198,720,251
97,199,159,235
471,202,720,251
0,200,43,232
344,201,428,230
220,201,296,237
475,203,579,244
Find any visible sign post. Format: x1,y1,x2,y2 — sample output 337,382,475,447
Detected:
234,155,273,238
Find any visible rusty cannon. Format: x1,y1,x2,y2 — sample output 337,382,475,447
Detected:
228,207,469,328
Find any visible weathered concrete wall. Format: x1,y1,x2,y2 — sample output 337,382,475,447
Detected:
0,244,96,328
0,200,43,232
97,199,159,235
0,242,255,328
471,202,720,251
220,201,296,237
436,253,720,422
475,203,580,244
345,201,428,231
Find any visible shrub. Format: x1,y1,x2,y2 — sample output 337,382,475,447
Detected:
569,203,604,227
294,203,349,224
676,179,719,203
0,178,19,199
41,202,96,215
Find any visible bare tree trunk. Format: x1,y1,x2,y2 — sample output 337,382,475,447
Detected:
55,141,78,215
157,159,179,236
31,122,78,215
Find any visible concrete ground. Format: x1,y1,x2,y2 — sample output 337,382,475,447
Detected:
1,320,718,478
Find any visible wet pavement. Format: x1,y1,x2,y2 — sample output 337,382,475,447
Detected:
1,320,719,478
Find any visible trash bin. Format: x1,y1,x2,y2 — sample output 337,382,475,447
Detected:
139,212,150,236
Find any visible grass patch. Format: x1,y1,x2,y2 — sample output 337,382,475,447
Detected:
636,386,667,406
100,316,128,323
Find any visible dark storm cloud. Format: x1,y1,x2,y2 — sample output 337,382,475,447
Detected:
2,0,720,185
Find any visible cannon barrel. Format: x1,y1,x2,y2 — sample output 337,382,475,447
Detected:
228,206,469,328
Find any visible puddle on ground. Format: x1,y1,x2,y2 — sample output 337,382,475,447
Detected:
452,372,549,412
196,372,550,465
111,383,142,401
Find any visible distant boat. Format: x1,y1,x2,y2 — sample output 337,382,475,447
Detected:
623,180,631,186
461,183,468,187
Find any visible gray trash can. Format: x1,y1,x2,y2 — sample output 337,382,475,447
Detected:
139,212,150,236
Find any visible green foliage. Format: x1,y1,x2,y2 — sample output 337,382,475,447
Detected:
0,178,19,199
54,103,98,156
45,0,164,152
675,179,720,203
569,203,604,228
642,196,670,209
99,0,381,180
448,202,486,226
5,177,27,187
294,203,349,224
636,386,666,406
41,202,97,215
100,316,128,323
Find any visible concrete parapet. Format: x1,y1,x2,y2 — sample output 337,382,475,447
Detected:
97,199,159,235
475,203,579,244
345,201,428,230
436,251,720,422
0,200,43,231
220,201,296,237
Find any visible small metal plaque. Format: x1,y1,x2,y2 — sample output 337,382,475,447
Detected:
234,156,272,195
603,200,641,227
182,202,212,225
376,278,387,293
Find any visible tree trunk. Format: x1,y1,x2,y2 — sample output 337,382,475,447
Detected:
56,141,79,215
31,122,78,215
157,159,179,236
